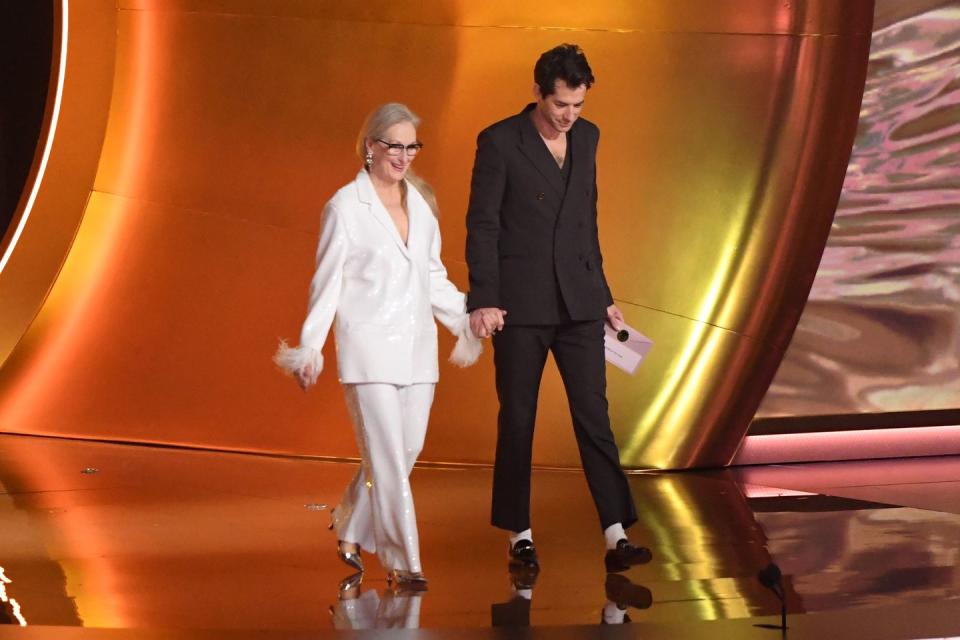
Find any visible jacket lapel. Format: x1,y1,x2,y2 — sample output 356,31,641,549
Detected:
517,106,565,199
355,170,411,260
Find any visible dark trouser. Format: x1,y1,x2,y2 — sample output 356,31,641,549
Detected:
490,320,637,533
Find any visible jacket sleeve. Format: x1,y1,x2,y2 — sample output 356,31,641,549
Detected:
428,218,482,367
273,202,347,384
589,129,614,307
465,129,507,311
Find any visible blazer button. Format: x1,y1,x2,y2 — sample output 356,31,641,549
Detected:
536,192,545,200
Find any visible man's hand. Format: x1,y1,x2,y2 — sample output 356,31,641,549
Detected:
606,304,625,331
470,307,507,338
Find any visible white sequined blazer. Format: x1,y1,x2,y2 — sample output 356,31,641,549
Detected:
276,169,480,385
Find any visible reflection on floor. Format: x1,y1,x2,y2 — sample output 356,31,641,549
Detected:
3,434,960,638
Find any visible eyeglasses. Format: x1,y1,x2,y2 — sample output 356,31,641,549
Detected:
375,138,423,157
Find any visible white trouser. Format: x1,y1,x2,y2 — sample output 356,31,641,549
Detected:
331,590,423,630
332,383,435,573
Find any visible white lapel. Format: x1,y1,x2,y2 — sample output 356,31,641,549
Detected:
355,169,411,260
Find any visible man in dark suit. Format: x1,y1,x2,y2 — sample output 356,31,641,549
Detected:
466,44,651,573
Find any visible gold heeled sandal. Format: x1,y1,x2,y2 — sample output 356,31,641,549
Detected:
387,569,428,592
338,571,363,597
337,541,364,573
328,507,364,573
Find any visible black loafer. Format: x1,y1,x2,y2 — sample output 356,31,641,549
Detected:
508,539,540,569
605,574,653,609
509,562,540,590
605,539,652,573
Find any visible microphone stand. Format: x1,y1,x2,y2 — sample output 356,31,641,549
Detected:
756,563,787,636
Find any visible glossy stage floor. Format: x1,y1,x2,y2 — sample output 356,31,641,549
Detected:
3,435,960,638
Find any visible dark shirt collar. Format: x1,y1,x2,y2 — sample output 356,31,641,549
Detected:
522,102,574,138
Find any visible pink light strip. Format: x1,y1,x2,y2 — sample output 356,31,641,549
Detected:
732,425,960,466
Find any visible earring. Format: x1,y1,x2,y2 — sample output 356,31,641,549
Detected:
364,151,373,168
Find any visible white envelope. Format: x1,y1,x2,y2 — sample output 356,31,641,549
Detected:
604,322,653,375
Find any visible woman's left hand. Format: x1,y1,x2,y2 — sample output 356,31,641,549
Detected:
296,365,314,391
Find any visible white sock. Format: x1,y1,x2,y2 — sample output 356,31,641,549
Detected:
604,522,626,550
509,528,532,547
602,601,627,624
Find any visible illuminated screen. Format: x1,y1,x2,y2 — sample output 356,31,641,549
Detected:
757,0,960,418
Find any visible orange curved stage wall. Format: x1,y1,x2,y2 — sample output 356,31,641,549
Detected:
0,1,873,469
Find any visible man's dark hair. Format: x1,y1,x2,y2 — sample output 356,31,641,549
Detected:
534,43,595,97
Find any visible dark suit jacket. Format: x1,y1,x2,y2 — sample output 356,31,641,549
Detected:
465,104,613,325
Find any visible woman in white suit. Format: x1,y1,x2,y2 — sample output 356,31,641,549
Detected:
275,103,480,589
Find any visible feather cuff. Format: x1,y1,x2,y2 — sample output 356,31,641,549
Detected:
273,340,324,385
448,322,482,368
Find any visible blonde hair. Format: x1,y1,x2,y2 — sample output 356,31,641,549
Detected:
357,103,439,218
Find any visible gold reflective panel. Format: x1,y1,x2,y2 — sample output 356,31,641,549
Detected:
0,1,115,367
0,1,873,469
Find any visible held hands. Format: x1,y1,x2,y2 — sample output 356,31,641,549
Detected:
470,305,619,337
606,304,625,331
470,307,507,339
